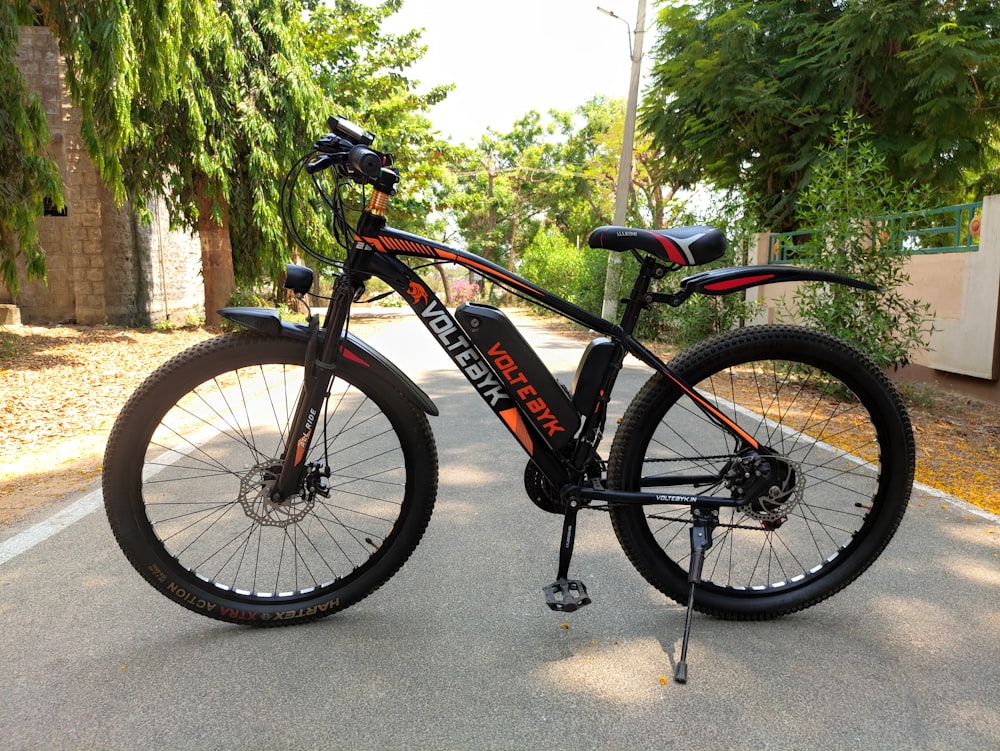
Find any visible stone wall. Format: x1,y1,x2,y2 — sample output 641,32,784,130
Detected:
4,25,203,326
140,198,205,326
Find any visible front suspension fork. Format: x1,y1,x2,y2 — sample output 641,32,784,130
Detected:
271,274,357,501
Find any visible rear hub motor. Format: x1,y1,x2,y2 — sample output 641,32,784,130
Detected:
726,453,803,529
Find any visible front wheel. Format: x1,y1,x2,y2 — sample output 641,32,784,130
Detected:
607,325,914,620
103,332,438,625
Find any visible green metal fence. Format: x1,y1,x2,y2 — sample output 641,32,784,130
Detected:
768,201,983,264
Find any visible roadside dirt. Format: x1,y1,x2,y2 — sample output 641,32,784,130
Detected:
1,319,998,530
0,326,215,527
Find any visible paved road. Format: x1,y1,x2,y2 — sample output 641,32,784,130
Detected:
2,312,999,750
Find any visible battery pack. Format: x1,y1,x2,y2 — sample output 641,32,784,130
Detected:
456,303,580,450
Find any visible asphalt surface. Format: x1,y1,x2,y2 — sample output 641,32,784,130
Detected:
2,311,998,750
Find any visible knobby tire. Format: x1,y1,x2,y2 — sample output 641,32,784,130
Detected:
607,325,914,620
102,332,438,625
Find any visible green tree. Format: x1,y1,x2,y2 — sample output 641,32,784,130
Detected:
126,0,327,322
542,96,685,246
643,0,1000,229
301,0,453,235
449,113,554,276
40,0,252,322
445,97,690,315
519,226,585,304
42,0,214,204
541,97,621,244
8,0,446,321
157,0,325,319
41,0,348,323
0,1,63,298
541,97,687,316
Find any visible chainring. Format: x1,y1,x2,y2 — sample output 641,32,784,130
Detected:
524,459,567,514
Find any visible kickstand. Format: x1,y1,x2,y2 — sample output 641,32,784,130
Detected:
674,506,718,684
543,499,592,613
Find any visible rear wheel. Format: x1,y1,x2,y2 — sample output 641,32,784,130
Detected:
103,332,438,624
608,326,913,619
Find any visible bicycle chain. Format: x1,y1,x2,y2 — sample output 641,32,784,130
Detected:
586,502,767,531
642,454,735,465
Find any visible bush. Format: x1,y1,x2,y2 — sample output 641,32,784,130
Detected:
783,115,935,369
450,279,481,304
519,226,587,305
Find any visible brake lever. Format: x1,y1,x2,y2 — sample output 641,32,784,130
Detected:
305,154,335,174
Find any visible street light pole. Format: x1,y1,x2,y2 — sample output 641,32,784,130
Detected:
598,1,646,322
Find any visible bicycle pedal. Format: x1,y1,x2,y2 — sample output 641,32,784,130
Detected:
543,578,591,612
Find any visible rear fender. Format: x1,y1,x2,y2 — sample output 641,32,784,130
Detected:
218,307,439,416
680,265,879,296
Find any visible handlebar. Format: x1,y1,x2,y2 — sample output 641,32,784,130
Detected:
348,145,383,180
283,115,399,264
304,154,335,174
305,115,390,184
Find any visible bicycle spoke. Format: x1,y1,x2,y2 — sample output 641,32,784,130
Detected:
135,356,411,598
608,323,913,619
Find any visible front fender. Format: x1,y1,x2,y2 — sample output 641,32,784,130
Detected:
218,307,439,416
680,265,879,296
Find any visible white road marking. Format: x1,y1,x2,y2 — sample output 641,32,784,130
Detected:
0,489,101,566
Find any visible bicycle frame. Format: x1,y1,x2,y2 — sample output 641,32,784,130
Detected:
262,223,762,510
252,148,875,511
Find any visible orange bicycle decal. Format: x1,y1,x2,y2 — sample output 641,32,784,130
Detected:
499,407,534,454
369,232,539,295
407,281,429,305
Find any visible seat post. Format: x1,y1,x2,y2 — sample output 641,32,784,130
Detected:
618,255,666,334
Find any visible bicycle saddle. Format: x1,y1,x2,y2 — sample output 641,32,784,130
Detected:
588,225,726,267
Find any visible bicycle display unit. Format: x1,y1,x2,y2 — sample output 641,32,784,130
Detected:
102,117,915,682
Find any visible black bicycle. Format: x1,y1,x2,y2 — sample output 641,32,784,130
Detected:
103,116,914,682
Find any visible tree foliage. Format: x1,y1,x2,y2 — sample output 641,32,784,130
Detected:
42,0,216,205
14,0,443,322
539,96,686,245
448,112,556,270
301,0,453,235
1,1,63,298
442,97,688,313
519,226,585,305
643,0,1000,229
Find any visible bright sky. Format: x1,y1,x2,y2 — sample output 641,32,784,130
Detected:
376,0,654,145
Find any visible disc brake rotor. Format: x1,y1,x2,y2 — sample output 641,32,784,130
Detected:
239,461,316,527
742,456,804,524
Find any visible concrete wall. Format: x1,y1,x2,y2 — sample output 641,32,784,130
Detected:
4,26,203,326
901,196,999,380
749,195,1000,398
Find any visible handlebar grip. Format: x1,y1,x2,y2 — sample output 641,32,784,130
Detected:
349,145,383,181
